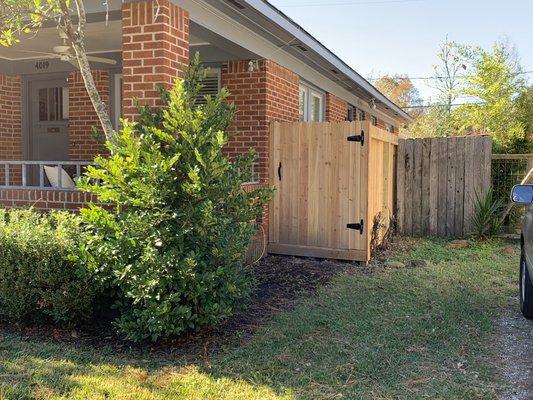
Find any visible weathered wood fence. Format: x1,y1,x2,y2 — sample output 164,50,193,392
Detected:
396,135,492,238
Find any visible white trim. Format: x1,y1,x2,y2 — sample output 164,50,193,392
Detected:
114,73,123,130
299,82,325,122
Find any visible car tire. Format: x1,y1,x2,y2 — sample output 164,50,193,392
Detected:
520,248,533,319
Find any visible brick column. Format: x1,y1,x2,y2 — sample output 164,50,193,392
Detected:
222,60,299,184
326,93,347,122
122,0,189,119
0,74,22,184
68,70,110,161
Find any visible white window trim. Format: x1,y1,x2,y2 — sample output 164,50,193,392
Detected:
299,82,325,122
114,73,123,130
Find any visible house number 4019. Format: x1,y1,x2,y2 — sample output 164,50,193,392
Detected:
35,61,50,70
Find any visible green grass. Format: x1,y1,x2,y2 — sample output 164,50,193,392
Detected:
0,238,519,399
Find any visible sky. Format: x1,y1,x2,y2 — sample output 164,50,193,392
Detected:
268,0,533,103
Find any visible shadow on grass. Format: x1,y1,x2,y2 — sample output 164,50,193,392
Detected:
0,238,519,399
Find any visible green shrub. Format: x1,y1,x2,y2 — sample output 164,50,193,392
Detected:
470,188,505,239
0,208,95,325
78,56,272,342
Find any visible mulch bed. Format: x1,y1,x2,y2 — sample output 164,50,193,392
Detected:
0,255,356,359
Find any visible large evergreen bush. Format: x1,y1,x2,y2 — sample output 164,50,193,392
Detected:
79,57,272,341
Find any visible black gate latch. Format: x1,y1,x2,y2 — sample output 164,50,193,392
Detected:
347,130,365,146
347,219,364,234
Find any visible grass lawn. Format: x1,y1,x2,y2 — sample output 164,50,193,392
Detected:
0,238,519,399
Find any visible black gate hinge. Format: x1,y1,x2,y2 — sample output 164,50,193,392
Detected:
347,130,365,146
347,219,364,235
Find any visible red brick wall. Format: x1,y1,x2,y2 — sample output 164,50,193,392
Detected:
0,75,22,184
222,60,299,184
0,188,96,211
68,70,109,161
122,0,189,119
326,93,347,122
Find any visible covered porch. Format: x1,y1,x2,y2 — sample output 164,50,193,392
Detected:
0,0,268,209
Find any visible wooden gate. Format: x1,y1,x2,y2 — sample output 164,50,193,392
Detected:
268,121,397,262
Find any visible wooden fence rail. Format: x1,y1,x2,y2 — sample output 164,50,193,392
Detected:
396,135,492,238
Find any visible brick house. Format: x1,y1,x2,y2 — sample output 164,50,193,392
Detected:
0,0,410,215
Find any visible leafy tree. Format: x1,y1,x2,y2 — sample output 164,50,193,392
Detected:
516,85,533,136
374,74,422,112
430,38,467,112
0,0,115,142
78,56,272,342
403,105,458,138
456,40,526,152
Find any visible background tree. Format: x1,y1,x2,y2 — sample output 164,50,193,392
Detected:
456,40,526,152
374,74,422,113
430,37,467,113
0,0,115,142
516,85,533,137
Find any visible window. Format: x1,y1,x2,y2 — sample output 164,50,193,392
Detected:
299,83,325,122
385,123,396,133
194,68,221,105
371,115,378,126
39,87,68,122
346,104,355,122
356,108,365,121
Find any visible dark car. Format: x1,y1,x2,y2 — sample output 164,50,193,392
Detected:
511,184,533,318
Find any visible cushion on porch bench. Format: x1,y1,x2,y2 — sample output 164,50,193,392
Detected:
44,166,76,189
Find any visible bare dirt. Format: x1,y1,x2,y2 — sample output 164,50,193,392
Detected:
496,306,533,400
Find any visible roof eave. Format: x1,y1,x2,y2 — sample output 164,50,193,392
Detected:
241,0,412,122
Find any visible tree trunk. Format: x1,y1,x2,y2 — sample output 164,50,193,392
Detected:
71,42,116,145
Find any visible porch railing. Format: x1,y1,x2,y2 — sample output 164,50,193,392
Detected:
0,161,93,190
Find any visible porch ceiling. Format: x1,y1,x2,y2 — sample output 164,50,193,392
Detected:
0,22,122,61
0,21,209,62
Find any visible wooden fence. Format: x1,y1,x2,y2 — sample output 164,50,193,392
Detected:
396,135,492,238
268,121,397,262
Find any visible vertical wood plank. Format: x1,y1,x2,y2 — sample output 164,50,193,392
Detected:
361,120,371,260
446,137,457,237
421,138,431,235
269,123,280,243
437,137,448,237
396,139,406,233
463,137,475,235
412,139,423,236
429,138,439,235
339,123,351,249
403,139,414,236
482,136,492,195
298,124,309,245
454,137,466,237
329,123,341,249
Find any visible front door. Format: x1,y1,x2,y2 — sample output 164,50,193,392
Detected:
29,78,69,161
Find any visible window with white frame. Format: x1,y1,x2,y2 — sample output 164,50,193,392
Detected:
371,115,378,126
299,83,325,122
356,108,365,121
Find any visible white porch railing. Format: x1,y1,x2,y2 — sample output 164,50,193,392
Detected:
0,161,93,191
